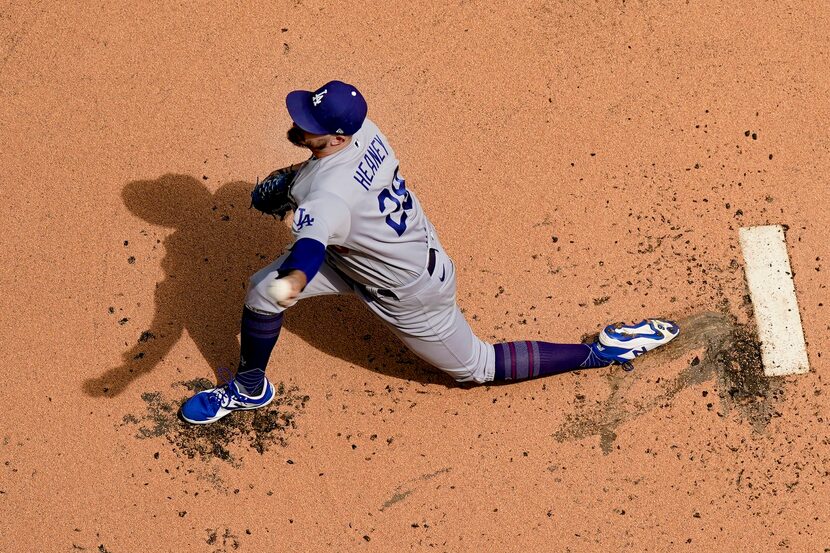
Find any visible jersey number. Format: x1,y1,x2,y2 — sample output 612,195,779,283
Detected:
377,168,412,236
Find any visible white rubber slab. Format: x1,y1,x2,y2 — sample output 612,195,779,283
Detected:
738,225,810,376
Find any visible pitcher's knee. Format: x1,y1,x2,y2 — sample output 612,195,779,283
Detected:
245,272,288,314
449,365,490,384
427,339,495,384
434,360,492,385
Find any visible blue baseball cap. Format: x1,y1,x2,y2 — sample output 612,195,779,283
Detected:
286,80,368,136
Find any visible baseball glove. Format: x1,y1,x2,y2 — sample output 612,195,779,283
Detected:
251,169,297,220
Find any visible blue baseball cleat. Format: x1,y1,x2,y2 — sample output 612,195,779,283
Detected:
589,318,680,371
180,370,275,425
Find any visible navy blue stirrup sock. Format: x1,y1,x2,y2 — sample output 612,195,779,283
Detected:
493,341,611,381
235,307,284,396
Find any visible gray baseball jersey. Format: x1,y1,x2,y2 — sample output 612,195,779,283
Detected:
287,118,429,289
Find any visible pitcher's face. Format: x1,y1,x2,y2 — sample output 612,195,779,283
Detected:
287,124,329,150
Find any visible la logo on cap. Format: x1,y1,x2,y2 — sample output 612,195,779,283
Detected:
286,80,367,135
312,89,328,106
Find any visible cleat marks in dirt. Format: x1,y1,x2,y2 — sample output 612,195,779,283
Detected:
555,311,783,453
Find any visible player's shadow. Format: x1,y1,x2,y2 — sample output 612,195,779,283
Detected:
82,174,453,398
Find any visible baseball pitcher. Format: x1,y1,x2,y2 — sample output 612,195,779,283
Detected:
181,80,679,424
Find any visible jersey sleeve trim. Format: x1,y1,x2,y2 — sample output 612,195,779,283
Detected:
278,237,327,284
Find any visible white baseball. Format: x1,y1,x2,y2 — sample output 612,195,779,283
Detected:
267,278,293,302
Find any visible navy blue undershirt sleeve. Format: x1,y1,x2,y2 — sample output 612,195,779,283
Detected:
278,237,326,284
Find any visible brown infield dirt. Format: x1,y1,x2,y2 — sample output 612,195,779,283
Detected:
1,1,828,552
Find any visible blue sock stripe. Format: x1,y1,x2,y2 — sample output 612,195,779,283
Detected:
513,341,530,380
530,340,541,378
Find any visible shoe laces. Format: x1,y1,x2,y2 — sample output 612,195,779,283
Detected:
590,342,636,372
207,367,243,409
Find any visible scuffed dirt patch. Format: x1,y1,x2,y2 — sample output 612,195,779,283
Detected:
379,467,452,512
120,378,309,465
557,311,784,453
